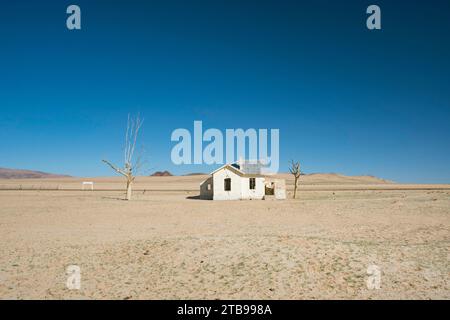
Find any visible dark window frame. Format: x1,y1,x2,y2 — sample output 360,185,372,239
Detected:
224,178,231,191
249,178,256,190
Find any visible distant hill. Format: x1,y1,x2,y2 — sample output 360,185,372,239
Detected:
305,173,394,184
0,167,71,179
151,170,173,177
184,172,207,176
275,172,393,185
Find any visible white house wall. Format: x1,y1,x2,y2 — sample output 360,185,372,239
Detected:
274,188,286,200
265,178,287,200
240,177,265,200
212,167,242,200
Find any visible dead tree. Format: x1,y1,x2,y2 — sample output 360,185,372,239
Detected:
289,160,301,199
102,114,144,200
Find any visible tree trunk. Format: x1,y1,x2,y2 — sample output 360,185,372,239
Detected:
293,177,298,199
126,180,132,200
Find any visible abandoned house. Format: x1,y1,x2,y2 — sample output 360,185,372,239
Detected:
200,160,286,200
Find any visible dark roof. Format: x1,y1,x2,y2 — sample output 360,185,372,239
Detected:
231,163,240,170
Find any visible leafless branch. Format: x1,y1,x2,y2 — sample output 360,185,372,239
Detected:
102,159,127,177
102,113,146,200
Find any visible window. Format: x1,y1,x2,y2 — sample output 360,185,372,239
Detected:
249,178,256,190
207,183,211,191
224,178,231,191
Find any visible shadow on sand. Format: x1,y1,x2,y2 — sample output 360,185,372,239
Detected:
186,195,204,200
101,196,128,201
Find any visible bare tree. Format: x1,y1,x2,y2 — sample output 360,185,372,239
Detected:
289,160,301,199
102,114,144,200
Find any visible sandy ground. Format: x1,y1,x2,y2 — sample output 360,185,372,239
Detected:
0,175,449,299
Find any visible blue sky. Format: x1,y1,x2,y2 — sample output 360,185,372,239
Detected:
1,0,449,182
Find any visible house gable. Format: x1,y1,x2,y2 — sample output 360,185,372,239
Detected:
210,164,264,178
211,166,243,200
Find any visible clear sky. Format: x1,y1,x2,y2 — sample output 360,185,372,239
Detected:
1,0,449,183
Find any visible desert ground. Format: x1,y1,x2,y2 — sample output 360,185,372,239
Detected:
0,174,449,299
